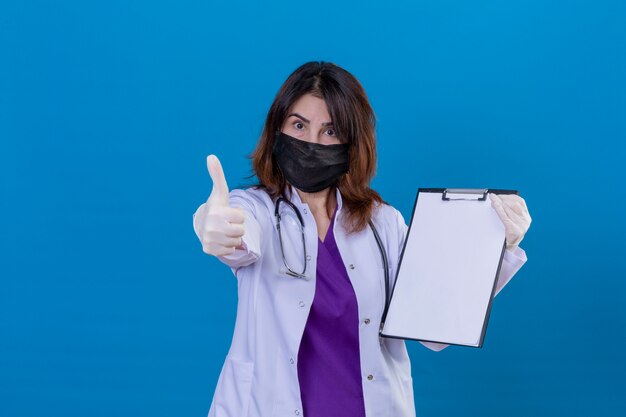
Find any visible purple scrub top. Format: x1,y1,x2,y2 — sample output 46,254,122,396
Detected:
297,205,367,417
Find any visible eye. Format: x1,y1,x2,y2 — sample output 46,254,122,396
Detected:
325,128,336,136
293,121,305,130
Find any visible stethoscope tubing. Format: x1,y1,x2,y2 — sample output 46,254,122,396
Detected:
273,196,391,330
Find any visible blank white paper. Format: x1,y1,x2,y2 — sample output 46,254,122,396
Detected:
381,190,507,347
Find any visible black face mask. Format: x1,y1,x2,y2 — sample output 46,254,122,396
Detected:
272,130,350,193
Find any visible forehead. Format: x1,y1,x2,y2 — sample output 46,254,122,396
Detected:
287,94,331,119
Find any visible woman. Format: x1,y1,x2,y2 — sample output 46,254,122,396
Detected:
193,61,531,417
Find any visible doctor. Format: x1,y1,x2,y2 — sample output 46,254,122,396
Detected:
193,61,532,417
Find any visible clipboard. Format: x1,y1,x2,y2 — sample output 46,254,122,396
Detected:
379,188,519,348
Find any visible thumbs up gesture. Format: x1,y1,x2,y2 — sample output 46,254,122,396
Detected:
199,155,246,256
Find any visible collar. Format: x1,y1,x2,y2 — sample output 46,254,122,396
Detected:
287,183,343,214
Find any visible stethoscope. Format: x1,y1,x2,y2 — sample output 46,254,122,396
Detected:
274,196,391,327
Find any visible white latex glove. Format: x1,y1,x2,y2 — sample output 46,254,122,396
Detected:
197,155,246,256
488,193,532,252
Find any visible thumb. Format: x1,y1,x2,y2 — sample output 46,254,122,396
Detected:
206,154,230,207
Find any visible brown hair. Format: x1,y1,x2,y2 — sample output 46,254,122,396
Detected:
245,61,386,235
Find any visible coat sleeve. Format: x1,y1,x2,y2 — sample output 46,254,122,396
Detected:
193,189,263,271
392,207,528,352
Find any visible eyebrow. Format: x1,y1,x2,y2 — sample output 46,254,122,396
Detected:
287,113,333,126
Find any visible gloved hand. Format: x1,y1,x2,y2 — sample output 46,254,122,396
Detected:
198,154,246,256
488,193,532,252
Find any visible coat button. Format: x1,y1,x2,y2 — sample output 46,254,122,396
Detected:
290,357,295,364
364,318,370,325
306,255,311,261
349,264,355,269
299,301,305,307
303,208,308,214
295,409,300,415
367,374,374,380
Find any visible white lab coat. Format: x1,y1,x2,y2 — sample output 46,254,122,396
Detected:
193,184,527,417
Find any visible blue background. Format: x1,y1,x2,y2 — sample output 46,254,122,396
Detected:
2,0,625,416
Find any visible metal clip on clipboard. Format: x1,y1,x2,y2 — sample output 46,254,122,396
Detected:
442,188,488,201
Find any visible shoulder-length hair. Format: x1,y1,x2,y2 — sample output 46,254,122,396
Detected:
246,61,386,235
